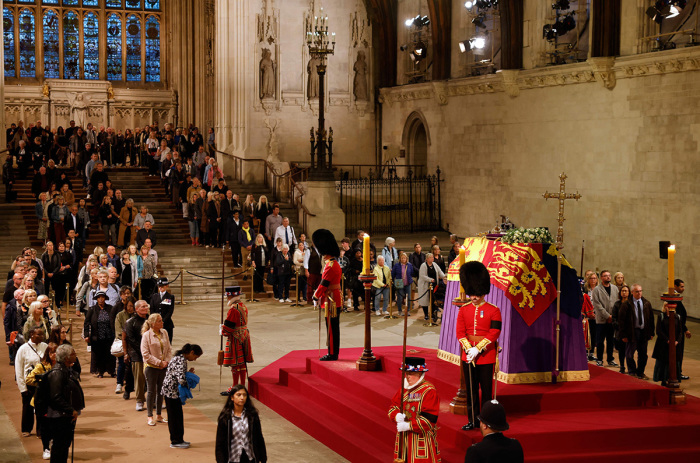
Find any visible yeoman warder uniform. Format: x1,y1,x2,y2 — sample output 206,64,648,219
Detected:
220,285,253,395
388,357,441,463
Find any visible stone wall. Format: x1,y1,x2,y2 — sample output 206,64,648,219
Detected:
380,47,700,317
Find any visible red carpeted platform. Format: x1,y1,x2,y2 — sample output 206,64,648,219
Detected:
249,346,700,462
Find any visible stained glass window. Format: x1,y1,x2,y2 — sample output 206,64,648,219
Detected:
126,0,141,9
144,15,160,82
83,12,99,79
106,0,121,8
42,0,59,4
125,14,141,81
63,10,79,78
3,7,14,78
145,0,159,10
18,0,36,4
18,9,35,78
42,9,59,78
63,0,77,5
82,0,98,5
106,13,122,80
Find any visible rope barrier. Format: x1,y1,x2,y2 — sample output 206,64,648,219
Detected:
185,268,249,280
168,270,182,284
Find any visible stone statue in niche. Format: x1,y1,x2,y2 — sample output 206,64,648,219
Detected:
353,50,368,101
67,92,91,129
307,56,320,99
264,117,280,163
260,48,276,99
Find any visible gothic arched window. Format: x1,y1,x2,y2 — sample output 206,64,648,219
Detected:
82,0,98,6
63,10,80,79
107,13,122,81
43,9,60,79
18,8,36,78
125,14,141,81
145,15,160,82
83,12,100,79
3,8,15,78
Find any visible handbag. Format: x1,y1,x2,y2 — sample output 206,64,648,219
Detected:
395,279,404,289
110,338,124,357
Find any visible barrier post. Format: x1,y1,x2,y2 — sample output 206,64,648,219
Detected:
179,267,187,305
138,278,142,300
247,267,258,303
290,267,302,307
384,283,398,319
424,283,438,327
65,283,70,319
68,318,73,344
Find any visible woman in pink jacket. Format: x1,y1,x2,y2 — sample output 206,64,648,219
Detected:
140,313,172,426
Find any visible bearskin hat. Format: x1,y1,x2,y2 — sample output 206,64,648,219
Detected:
459,261,491,297
312,229,340,258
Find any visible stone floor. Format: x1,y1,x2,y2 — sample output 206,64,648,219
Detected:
1,263,699,461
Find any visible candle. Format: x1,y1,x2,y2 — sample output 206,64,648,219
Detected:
668,245,675,291
458,247,466,298
362,234,370,274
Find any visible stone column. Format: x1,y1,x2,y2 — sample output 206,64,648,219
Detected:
0,14,5,153
215,0,250,168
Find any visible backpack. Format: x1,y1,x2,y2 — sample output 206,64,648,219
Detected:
33,367,54,417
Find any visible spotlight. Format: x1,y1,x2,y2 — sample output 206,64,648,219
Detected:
458,36,487,53
646,0,685,24
668,5,680,18
475,0,491,8
543,24,557,41
464,1,474,9
405,18,414,27
472,13,486,28
552,0,570,10
410,41,427,63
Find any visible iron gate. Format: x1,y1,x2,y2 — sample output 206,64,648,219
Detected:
338,167,443,236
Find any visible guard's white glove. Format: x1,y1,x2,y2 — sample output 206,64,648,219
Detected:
466,347,479,363
395,413,406,423
396,421,411,433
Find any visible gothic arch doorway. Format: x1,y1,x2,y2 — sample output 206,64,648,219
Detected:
402,111,431,175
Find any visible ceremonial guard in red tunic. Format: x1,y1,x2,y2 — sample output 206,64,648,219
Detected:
456,261,502,431
220,286,253,395
388,357,441,463
312,229,342,361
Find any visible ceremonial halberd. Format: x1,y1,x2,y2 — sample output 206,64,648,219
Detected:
438,237,590,384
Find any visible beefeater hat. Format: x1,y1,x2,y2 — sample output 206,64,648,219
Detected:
459,261,491,297
312,229,340,258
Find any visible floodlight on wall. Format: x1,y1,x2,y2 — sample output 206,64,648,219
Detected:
458,36,487,53
410,41,428,63
465,1,475,10
466,0,498,10
405,15,430,29
472,13,487,28
646,0,686,24
552,0,570,10
543,24,557,41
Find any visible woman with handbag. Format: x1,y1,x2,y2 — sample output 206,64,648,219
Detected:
25,342,58,460
140,313,172,426
391,253,414,316
114,297,136,396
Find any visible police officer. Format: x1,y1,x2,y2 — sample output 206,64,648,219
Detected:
464,400,523,463
149,278,175,342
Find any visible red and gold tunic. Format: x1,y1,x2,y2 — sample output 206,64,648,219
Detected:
456,301,502,365
222,301,253,368
387,380,440,463
313,257,343,315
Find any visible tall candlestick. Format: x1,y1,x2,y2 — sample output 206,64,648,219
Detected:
668,245,675,291
362,234,370,274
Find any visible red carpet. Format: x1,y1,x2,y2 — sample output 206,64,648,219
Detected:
249,346,700,462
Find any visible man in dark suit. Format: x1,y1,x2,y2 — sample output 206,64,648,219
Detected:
220,190,238,246
149,278,175,343
63,204,84,236
618,284,655,379
135,220,157,249
465,401,524,463
674,279,692,380
228,210,242,266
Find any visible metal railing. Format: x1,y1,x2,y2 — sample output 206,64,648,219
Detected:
215,150,315,233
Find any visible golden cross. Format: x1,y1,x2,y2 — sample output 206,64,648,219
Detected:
543,172,581,249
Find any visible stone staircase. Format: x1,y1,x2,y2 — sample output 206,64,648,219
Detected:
6,167,305,302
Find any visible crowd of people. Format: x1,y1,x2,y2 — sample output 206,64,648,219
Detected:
581,270,691,384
